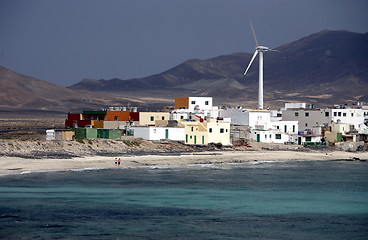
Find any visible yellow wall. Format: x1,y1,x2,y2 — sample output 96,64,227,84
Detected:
139,112,170,126
91,120,104,128
182,121,208,145
104,121,127,129
206,119,231,146
62,130,75,140
180,119,231,146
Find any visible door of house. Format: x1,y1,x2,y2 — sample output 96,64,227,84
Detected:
256,134,260,142
165,129,169,139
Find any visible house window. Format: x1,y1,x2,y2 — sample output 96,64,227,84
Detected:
276,126,280,129
162,116,165,120
306,136,312,142
114,116,119,121
305,112,309,117
180,116,184,120
275,134,281,139
325,112,329,117
334,112,337,116
293,125,295,132
343,113,346,117
205,101,209,105
305,123,308,127
220,128,224,133
191,101,196,104
150,116,154,121
351,113,354,117
226,129,228,132
191,127,194,132
338,112,341,117
265,134,267,139
295,112,299,117
284,125,287,132
209,128,213,133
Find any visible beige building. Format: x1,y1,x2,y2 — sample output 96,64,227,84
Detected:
179,118,231,146
324,122,352,143
139,112,170,126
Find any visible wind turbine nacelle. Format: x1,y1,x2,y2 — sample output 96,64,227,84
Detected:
256,46,269,51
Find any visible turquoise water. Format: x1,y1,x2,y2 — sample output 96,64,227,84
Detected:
1,160,368,239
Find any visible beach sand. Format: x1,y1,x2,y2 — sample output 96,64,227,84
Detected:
1,150,367,176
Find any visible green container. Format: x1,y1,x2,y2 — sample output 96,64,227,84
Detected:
75,128,98,139
97,129,107,139
97,129,121,139
106,129,121,139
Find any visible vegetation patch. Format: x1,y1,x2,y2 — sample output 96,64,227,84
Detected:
123,140,141,147
76,139,84,144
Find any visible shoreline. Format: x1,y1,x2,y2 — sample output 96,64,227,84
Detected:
1,150,367,177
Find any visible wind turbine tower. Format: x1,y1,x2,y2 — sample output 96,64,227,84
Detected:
243,20,277,110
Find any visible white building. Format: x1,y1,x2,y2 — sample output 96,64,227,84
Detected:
219,109,271,130
175,97,213,111
129,126,185,141
170,110,189,121
270,121,299,134
173,97,219,119
249,130,291,144
284,102,307,109
330,108,365,131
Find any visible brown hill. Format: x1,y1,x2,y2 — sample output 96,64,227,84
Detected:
69,30,368,108
0,66,146,112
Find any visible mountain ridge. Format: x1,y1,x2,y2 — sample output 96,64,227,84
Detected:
1,30,367,112
68,30,368,108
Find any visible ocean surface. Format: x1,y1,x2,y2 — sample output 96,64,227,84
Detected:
0,160,368,239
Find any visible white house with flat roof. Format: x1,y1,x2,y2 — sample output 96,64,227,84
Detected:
175,97,213,111
249,129,291,144
219,108,271,130
129,126,185,141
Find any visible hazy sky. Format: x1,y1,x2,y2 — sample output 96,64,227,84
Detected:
1,0,367,86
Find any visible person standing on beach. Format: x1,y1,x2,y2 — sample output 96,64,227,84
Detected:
118,158,121,166
114,158,118,165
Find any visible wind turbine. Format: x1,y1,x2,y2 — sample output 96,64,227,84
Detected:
243,20,277,110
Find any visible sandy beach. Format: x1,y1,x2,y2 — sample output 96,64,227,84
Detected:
1,150,367,176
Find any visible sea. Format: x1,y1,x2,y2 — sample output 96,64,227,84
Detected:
0,160,367,239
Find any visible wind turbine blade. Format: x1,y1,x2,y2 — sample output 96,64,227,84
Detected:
244,51,258,75
249,19,259,47
269,48,280,52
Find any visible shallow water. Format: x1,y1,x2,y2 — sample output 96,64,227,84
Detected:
0,160,367,239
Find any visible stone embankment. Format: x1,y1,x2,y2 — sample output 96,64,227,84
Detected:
0,137,228,159
1,137,366,160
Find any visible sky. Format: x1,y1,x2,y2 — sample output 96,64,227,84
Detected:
0,0,367,87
